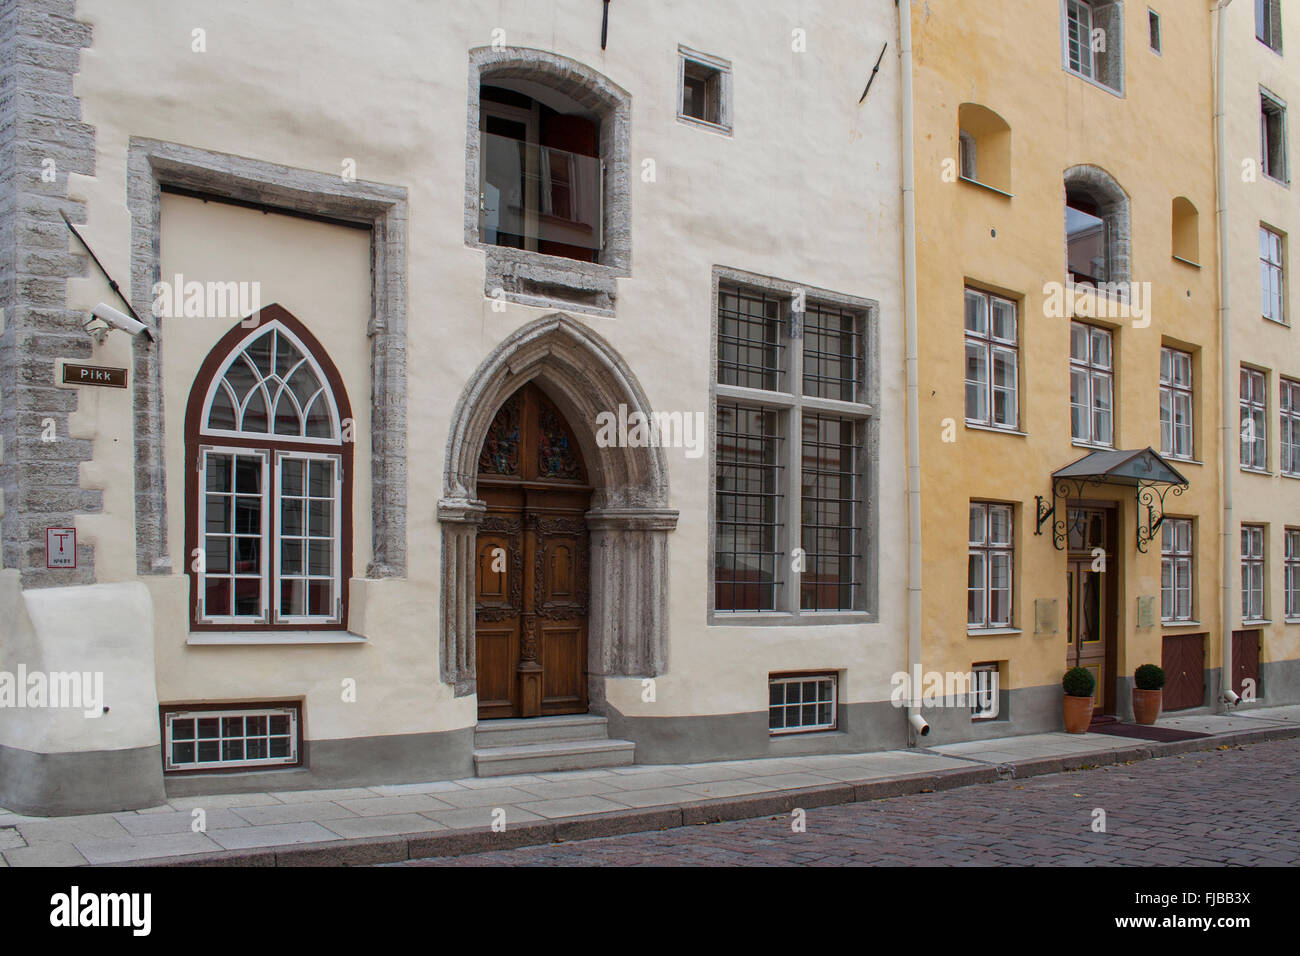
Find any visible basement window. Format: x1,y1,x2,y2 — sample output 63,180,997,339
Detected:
769,673,838,734
678,47,732,133
163,704,301,772
971,663,1001,720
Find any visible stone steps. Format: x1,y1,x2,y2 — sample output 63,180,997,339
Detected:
472,715,636,776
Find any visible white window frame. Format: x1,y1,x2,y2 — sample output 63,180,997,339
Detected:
197,446,270,626
768,673,838,735
970,663,1001,720
1160,517,1193,623
163,706,300,772
273,451,344,626
1261,225,1286,323
1285,528,1300,619
964,288,1019,431
1070,322,1114,447
969,502,1014,629
1281,378,1300,476
1062,0,1124,94
1241,367,1269,472
1159,346,1194,460
1241,524,1266,623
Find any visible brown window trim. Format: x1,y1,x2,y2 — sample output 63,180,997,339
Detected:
158,699,304,775
184,304,354,632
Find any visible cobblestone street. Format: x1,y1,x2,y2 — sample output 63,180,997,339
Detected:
401,738,1300,866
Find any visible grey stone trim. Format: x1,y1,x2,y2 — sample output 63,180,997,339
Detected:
438,313,677,692
162,727,475,798
676,45,734,136
0,0,99,587
706,266,881,624
125,138,409,578
0,741,165,816
1063,163,1132,286
1259,656,1300,705
465,47,631,314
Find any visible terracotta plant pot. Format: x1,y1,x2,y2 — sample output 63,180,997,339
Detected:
1132,688,1162,725
1063,694,1094,733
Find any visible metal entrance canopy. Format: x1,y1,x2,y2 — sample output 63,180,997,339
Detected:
1035,447,1189,553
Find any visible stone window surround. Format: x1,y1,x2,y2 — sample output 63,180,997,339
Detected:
676,45,734,135
464,47,632,318
1060,0,1126,98
437,312,678,703
127,138,409,579
706,265,881,626
1064,164,1132,290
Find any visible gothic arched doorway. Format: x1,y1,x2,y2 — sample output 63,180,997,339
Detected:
474,382,592,718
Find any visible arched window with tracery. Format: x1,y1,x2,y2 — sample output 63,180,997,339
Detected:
185,305,353,630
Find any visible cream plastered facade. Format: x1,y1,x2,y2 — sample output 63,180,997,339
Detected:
1,0,908,804
1223,0,1300,699
910,0,1225,735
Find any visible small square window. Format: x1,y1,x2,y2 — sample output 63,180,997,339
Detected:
679,48,731,132
971,663,1001,720
1148,9,1161,53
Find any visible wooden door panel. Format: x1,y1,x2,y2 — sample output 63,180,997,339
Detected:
476,625,518,719
1232,629,1261,700
1162,633,1205,711
541,623,586,711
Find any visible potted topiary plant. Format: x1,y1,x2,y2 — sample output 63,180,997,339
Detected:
1062,666,1096,733
1132,663,1165,725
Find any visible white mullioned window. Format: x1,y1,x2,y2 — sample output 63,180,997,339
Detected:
971,663,1000,720
1160,518,1193,623
1070,322,1114,446
1066,0,1095,78
163,706,299,772
1285,529,1300,619
1281,379,1300,476
768,674,837,734
1261,226,1286,323
964,288,1019,430
193,319,348,628
1159,346,1193,460
1241,524,1266,622
969,502,1013,629
1064,0,1123,92
1241,368,1268,471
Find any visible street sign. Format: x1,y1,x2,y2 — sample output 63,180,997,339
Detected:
62,363,127,388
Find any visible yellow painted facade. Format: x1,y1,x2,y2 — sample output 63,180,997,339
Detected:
910,0,1224,735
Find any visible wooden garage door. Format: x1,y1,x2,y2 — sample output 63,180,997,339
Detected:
1232,629,1262,701
1161,633,1205,711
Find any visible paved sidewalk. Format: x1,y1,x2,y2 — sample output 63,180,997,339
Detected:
2,704,1297,867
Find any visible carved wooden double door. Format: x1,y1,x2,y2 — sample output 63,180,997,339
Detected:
475,384,591,719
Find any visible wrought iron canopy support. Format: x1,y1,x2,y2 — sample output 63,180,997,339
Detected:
1135,479,1188,553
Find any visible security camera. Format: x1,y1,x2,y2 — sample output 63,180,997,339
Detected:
1222,689,1241,706
909,712,930,737
85,303,155,342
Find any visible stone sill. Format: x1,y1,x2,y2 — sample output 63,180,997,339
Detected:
187,631,368,646
965,421,1026,437
967,627,1021,637
1161,620,1202,629
676,113,733,137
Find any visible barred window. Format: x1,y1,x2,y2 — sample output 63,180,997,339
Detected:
1161,518,1193,623
769,673,837,734
1241,368,1268,471
1159,347,1193,460
713,279,873,617
969,502,1013,628
1282,379,1300,475
964,289,1018,430
1241,525,1266,623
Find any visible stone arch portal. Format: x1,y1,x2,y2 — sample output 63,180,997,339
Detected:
438,314,678,707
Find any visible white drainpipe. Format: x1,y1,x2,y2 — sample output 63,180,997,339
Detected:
898,0,928,741
1214,0,1235,711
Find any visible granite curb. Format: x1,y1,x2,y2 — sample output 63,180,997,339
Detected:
105,722,1300,867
